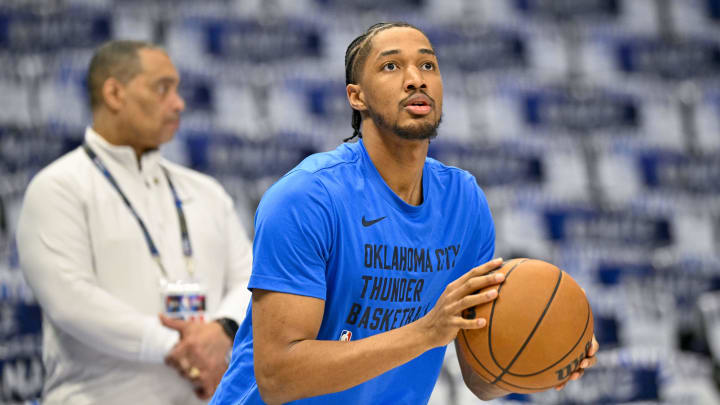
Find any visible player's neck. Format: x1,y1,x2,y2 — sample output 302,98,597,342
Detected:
362,129,428,206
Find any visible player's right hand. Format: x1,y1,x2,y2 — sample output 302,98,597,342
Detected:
417,257,505,348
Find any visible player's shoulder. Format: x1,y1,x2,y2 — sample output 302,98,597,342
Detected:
258,143,361,212
293,141,362,177
426,156,483,196
271,142,361,193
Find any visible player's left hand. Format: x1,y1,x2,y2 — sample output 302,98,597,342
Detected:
554,335,599,391
160,314,232,399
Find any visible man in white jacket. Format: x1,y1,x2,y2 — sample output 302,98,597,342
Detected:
16,40,252,404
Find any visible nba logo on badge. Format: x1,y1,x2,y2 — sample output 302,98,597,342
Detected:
339,330,352,342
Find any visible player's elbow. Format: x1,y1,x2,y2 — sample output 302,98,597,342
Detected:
255,377,285,405
254,359,292,405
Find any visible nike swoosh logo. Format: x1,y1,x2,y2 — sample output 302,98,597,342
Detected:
362,216,387,227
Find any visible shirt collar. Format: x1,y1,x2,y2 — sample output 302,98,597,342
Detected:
84,126,163,175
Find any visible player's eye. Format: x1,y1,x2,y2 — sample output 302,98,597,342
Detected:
383,62,398,72
421,62,435,71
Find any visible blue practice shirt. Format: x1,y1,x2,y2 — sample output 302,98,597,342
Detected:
211,139,495,405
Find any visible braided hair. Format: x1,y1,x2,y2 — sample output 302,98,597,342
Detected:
343,22,422,142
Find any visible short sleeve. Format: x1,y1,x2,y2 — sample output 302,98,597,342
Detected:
248,170,334,300
473,183,496,266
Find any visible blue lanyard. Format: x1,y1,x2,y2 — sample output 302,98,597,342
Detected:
83,142,194,278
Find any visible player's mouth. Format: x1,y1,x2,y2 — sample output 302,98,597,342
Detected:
402,93,433,116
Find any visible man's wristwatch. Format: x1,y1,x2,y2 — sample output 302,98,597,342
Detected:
215,317,239,340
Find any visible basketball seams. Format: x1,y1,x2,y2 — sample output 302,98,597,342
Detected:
506,283,592,377
459,259,593,393
463,327,588,393
459,329,501,382
491,265,563,384
458,259,529,384
487,259,528,371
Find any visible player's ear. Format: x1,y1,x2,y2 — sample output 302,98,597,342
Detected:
347,84,367,112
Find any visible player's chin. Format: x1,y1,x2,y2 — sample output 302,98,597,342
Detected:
395,122,439,141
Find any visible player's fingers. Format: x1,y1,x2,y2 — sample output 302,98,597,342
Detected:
451,288,498,315
448,272,504,303
554,370,583,391
588,336,599,357
453,258,503,286
442,260,502,302
556,365,587,391
454,316,488,330
579,354,597,369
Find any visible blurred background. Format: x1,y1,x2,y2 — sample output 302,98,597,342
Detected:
1,0,719,404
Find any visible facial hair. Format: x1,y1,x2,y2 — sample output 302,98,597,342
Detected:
367,103,442,141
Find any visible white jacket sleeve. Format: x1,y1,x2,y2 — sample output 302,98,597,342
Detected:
16,170,178,363
212,192,252,324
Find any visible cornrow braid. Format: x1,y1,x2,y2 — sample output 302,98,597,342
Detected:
343,22,421,142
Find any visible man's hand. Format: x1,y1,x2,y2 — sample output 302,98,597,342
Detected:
160,315,232,400
418,257,505,349
554,335,599,391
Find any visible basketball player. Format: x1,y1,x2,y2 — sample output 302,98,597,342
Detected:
211,23,598,404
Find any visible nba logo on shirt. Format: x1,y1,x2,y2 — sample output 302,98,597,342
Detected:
339,330,352,342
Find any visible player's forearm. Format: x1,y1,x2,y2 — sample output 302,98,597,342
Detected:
255,320,434,404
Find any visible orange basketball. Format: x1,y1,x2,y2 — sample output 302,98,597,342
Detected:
457,258,594,393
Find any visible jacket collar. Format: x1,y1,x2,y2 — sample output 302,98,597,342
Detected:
84,126,163,176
